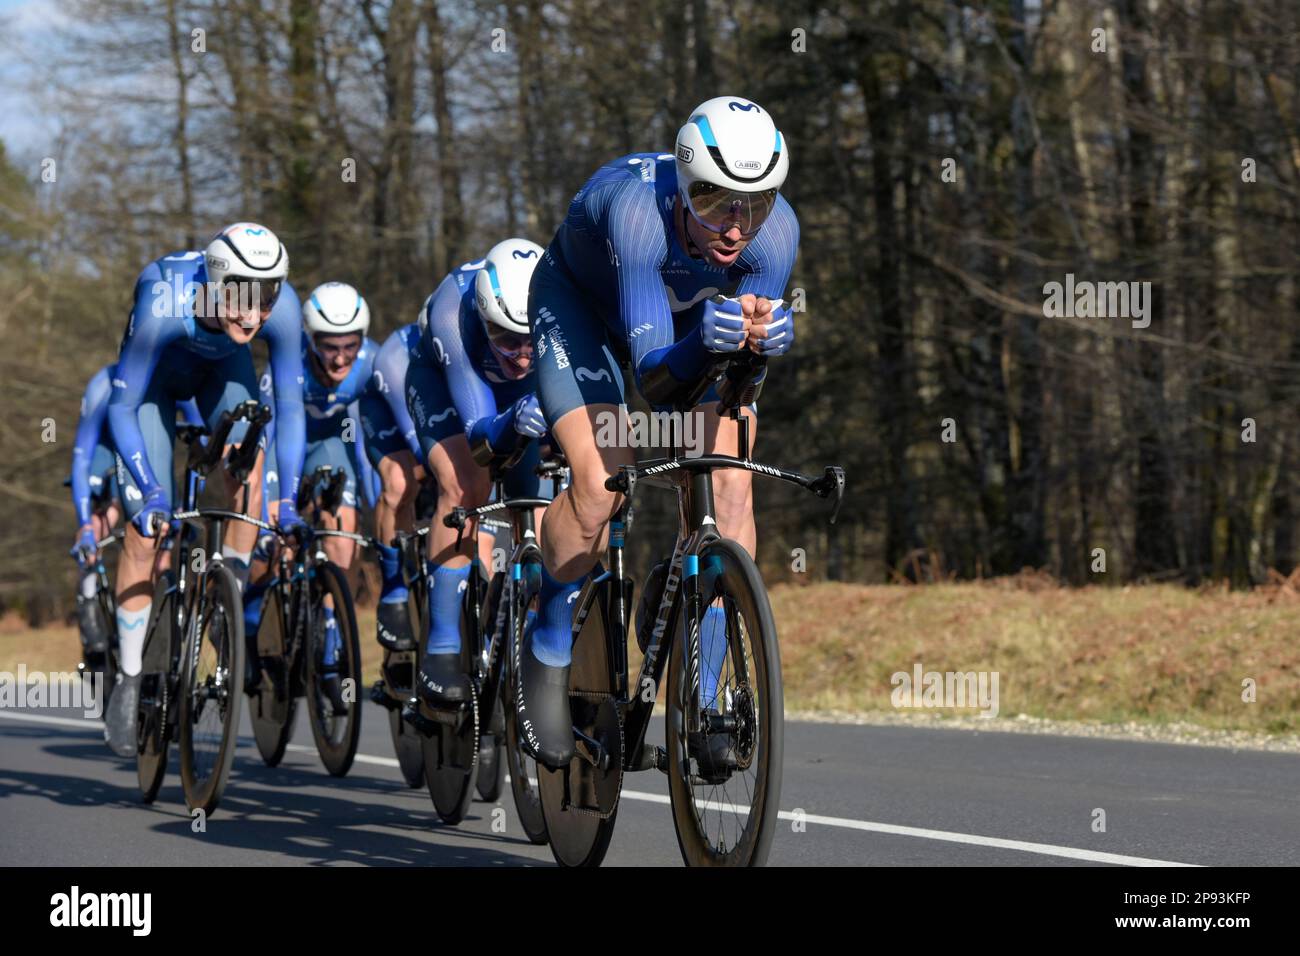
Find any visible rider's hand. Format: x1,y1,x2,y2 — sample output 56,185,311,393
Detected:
71,525,98,566
700,296,749,353
132,488,171,538
513,394,548,439
745,297,794,356
276,498,307,535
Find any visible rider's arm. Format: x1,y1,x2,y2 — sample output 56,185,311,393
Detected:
731,195,800,359
430,286,514,464
584,177,705,406
107,265,179,498
257,366,277,451
260,282,305,505
379,327,422,459
640,196,801,402
349,399,379,511
70,366,112,528
467,402,525,464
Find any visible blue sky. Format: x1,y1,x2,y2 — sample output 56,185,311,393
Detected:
0,0,67,157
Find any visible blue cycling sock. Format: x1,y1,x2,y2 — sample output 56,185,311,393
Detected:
322,605,340,667
243,580,267,636
376,543,409,605
698,604,728,708
531,566,583,667
425,563,471,655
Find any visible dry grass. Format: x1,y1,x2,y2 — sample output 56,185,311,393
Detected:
772,579,1300,733
5,582,1298,734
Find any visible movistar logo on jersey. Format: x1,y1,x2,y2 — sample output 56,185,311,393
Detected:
728,101,760,112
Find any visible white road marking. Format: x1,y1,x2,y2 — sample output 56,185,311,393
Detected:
0,711,100,730
1,710,1200,866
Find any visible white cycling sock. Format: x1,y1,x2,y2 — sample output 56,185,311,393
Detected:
116,603,150,677
79,571,98,600
222,546,253,589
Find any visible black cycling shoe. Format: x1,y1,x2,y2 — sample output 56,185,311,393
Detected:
417,652,470,709
76,595,109,655
104,672,141,757
376,600,415,651
318,669,348,716
516,641,574,769
688,710,737,784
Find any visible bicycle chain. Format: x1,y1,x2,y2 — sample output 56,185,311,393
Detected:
564,692,623,821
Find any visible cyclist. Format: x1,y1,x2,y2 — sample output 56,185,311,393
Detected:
105,222,306,756
69,364,201,658
358,319,427,650
251,281,380,709
519,96,798,767
405,238,548,708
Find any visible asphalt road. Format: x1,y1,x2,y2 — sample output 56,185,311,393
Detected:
2,702,1297,866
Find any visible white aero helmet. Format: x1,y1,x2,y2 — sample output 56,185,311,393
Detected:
204,222,289,312
303,282,371,346
674,96,788,235
474,238,544,342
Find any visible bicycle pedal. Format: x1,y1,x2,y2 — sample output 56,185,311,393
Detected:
422,702,466,730
400,700,439,737
369,680,395,708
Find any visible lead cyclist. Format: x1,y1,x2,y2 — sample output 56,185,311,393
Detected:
105,223,307,756
519,96,798,767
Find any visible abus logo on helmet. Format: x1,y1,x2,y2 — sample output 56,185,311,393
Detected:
734,160,761,171
207,256,229,272
677,145,694,163
728,101,759,112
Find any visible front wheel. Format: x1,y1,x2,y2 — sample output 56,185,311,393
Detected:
178,564,245,816
136,574,177,803
306,561,363,777
665,538,783,866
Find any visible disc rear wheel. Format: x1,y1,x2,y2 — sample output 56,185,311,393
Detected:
249,587,297,767
537,582,622,867
306,561,362,777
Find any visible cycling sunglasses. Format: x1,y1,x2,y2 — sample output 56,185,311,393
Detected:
221,276,283,313
487,326,534,359
685,182,778,236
